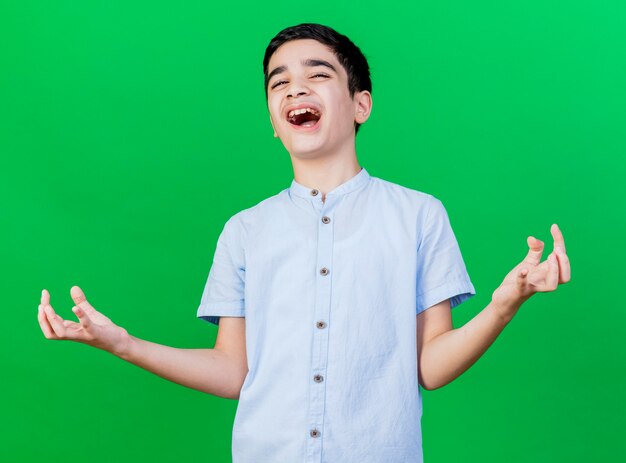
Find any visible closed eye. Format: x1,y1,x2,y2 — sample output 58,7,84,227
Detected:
270,73,329,90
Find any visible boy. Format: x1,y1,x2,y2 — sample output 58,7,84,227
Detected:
37,23,571,462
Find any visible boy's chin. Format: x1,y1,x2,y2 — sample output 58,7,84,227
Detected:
283,139,329,159
286,145,329,160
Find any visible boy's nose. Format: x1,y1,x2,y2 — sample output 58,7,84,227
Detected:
287,84,309,98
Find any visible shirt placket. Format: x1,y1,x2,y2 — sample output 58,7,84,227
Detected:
306,188,335,463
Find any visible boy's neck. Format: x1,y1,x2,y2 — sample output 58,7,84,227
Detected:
291,153,361,202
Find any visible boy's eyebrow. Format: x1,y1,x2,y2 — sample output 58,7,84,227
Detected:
267,59,338,83
267,65,287,83
302,59,337,73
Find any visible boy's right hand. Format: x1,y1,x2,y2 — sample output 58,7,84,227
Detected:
38,286,130,356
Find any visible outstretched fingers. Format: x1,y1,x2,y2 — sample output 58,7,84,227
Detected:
555,247,571,283
38,301,58,339
41,289,50,306
551,223,566,253
38,289,95,341
39,289,62,339
42,302,67,338
551,224,571,283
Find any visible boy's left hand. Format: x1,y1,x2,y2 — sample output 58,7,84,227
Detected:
492,224,571,320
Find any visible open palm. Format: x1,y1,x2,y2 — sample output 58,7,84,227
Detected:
37,286,129,354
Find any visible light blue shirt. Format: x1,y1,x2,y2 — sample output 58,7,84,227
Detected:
197,167,475,463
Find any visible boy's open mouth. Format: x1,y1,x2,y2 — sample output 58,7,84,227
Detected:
286,107,322,128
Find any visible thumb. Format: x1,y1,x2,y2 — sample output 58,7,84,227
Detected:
70,286,96,314
523,236,544,265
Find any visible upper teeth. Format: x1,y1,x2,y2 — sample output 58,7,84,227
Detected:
288,108,320,118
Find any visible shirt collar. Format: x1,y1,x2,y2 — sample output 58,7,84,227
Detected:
289,167,371,200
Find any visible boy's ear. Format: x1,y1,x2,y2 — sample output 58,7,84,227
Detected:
269,115,278,138
354,90,373,125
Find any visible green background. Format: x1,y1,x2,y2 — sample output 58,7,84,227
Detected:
1,0,624,461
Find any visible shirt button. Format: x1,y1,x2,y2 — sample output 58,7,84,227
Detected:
316,320,327,329
314,374,324,383
310,428,321,438
321,216,331,224
310,189,319,196
319,267,329,276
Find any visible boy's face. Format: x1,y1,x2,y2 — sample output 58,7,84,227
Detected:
266,39,371,159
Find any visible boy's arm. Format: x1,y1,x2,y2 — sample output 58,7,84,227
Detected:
37,287,248,400
417,224,571,391
417,298,512,390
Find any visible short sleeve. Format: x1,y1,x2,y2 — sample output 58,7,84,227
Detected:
416,196,476,315
197,215,246,326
